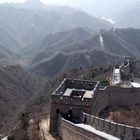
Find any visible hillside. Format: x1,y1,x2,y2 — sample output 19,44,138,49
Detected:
0,45,17,59
0,45,20,65
29,50,120,78
21,27,121,77
0,65,47,135
22,27,140,78
21,27,94,64
0,21,22,51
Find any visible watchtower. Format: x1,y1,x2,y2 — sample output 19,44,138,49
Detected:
49,78,100,133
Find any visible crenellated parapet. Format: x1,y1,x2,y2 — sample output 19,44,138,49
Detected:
83,112,140,140
49,78,100,132
50,76,140,139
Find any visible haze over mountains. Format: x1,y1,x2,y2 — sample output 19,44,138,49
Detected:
117,2,140,28
1,0,140,137
0,0,111,46
23,27,140,77
0,0,140,76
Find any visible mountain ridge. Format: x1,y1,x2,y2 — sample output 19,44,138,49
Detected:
0,3,112,46
22,27,140,77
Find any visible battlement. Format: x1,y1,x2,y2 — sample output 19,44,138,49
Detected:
50,79,100,132
50,76,140,139
52,78,100,103
112,57,137,85
83,112,140,140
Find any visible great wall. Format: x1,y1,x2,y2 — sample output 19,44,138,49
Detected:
49,57,140,140
2,57,140,140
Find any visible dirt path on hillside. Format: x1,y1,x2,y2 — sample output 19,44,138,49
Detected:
39,118,61,140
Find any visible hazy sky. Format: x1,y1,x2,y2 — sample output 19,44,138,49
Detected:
0,0,139,17
0,0,138,6
0,0,98,6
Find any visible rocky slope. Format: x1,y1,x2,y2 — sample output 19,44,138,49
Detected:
0,65,47,135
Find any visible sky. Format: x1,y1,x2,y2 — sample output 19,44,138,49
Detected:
0,0,139,17
0,0,97,6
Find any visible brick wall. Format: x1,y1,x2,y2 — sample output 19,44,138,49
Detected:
91,87,109,115
91,86,140,116
108,86,140,107
58,118,109,140
50,78,140,139
83,113,140,140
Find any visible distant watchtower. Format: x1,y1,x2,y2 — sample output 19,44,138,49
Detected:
112,57,136,85
120,57,136,81
49,79,100,133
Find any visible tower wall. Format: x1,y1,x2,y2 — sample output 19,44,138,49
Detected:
49,79,98,133
49,95,92,133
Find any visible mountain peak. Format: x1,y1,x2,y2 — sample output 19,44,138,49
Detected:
23,0,46,9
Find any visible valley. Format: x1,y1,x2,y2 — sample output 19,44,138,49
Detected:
0,0,140,139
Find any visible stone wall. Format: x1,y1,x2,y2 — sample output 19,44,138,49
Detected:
59,118,110,140
52,78,98,96
91,87,109,115
108,86,140,107
91,86,140,116
120,63,130,79
50,78,140,138
83,113,140,140
49,97,91,132
87,86,140,139
133,78,140,83
52,79,67,95
65,78,98,90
